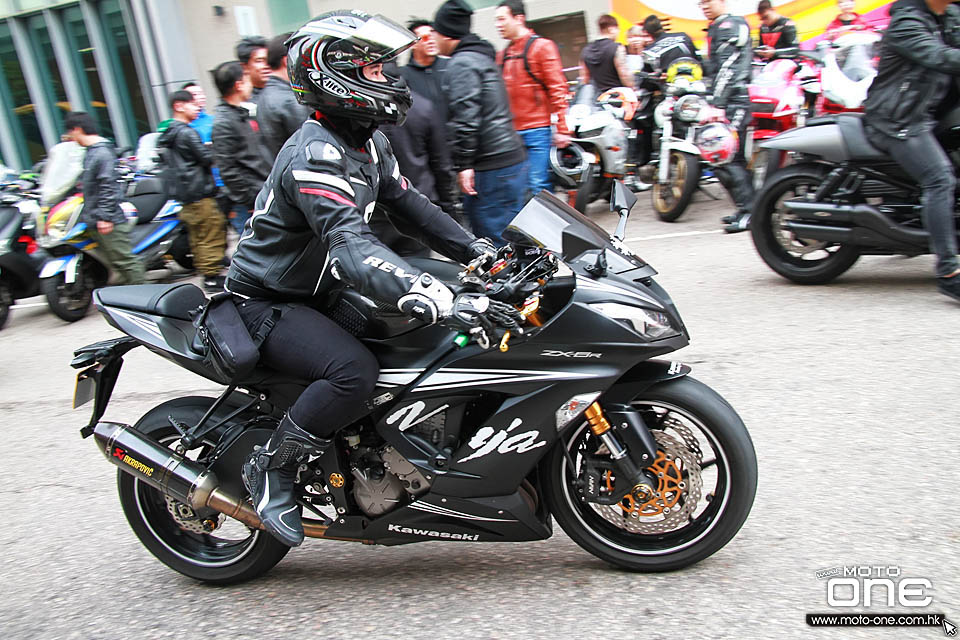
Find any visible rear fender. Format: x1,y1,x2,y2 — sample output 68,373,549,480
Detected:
759,123,848,163
39,253,80,281
72,336,141,437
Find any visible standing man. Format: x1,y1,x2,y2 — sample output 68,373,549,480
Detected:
495,0,571,198
756,0,799,60
700,0,756,233
579,14,633,92
183,82,214,143
401,19,450,122
433,0,527,243
158,91,226,291
211,62,273,238
863,0,960,301
236,36,270,101
642,15,699,71
257,32,311,159
63,112,144,285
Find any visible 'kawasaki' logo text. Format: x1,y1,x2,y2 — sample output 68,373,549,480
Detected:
387,524,478,541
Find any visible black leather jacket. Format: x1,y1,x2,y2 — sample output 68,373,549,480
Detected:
705,14,754,107
864,0,960,139
211,101,273,206
80,141,125,225
443,35,526,172
257,76,312,159
157,121,217,204
645,31,700,72
225,118,476,306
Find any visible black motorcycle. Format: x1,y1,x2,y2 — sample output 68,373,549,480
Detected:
73,185,757,584
0,178,47,330
751,109,960,283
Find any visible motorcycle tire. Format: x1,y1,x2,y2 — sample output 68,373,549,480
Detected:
652,151,701,222
751,164,860,284
42,265,93,322
0,280,11,330
543,376,757,572
169,231,194,270
574,164,599,214
116,396,289,584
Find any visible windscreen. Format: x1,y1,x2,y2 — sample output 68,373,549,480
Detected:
40,142,85,207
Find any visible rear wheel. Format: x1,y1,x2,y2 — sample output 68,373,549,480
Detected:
751,164,860,284
116,397,289,584
42,260,95,322
543,376,757,571
652,151,701,222
0,280,11,330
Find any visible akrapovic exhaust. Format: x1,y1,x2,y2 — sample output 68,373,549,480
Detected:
93,421,264,531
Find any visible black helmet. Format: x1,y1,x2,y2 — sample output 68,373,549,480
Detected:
286,11,416,125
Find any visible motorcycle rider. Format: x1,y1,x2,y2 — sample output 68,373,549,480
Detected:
756,0,799,60
224,11,512,546
700,0,757,233
863,0,960,301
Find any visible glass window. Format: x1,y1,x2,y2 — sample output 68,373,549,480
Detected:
268,0,309,34
98,0,150,137
61,6,114,139
25,13,67,132
0,20,42,165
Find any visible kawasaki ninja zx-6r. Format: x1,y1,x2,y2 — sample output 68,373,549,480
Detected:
73,184,757,584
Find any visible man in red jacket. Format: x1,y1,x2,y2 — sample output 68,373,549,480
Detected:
495,0,571,197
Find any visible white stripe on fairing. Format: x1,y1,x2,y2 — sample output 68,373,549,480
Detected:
409,502,516,522
292,170,355,196
111,309,163,341
413,369,595,393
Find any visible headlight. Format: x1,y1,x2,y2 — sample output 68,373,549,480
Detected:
590,302,680,340
675,95,707,122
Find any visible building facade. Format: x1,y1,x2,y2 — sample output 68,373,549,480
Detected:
0,0,607,170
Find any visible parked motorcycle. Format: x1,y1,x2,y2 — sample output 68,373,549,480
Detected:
0,175,46,330
650,59,741,222
747,57,819,189
37,141,190,322
553,84,641,213
73,184,757,583
751,108,960,284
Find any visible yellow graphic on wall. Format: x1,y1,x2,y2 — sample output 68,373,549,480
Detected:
610,0,892,44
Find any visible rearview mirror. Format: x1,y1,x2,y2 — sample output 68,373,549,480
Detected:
610,181,637,241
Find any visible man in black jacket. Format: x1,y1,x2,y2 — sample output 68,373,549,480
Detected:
158,91,226,291
211,61,273,240
257,33,311,159
701,0,756,233
64,112,144,285
433,0,526,243
864,0,960,300
401,19,450,123
756,0,799,60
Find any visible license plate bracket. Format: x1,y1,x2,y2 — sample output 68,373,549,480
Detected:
73,367,98,409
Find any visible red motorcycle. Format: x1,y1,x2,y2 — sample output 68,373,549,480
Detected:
747,57,818,188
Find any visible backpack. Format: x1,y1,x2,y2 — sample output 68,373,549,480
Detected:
500,34,549,95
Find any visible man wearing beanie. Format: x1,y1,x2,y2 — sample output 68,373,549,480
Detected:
433,0,527,244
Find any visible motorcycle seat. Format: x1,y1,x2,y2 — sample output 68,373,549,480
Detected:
95,283,206,321
837,114,886,161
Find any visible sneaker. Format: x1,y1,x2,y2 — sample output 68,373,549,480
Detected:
203,275,226,293
937,275,960,302
723,213,751,234
624,175,653,193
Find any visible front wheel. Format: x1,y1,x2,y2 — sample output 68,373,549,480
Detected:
543,376,757,571
116,397,289,584
652,151,701,222
751,164,860,284
42,260,94,322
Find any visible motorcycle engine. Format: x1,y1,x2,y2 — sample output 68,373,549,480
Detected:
351,446,431,517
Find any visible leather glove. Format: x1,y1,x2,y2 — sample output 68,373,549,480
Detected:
465,238,498,270
444,294,521,334
397,273,454,324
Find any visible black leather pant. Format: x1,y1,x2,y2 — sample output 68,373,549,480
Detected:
713,101,756,213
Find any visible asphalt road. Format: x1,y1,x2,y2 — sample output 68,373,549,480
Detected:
2,188,958,639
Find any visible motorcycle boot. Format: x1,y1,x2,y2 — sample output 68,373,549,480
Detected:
937,272,960,302
242,413,331,546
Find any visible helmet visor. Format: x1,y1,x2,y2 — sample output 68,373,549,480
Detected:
318,15,417,71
